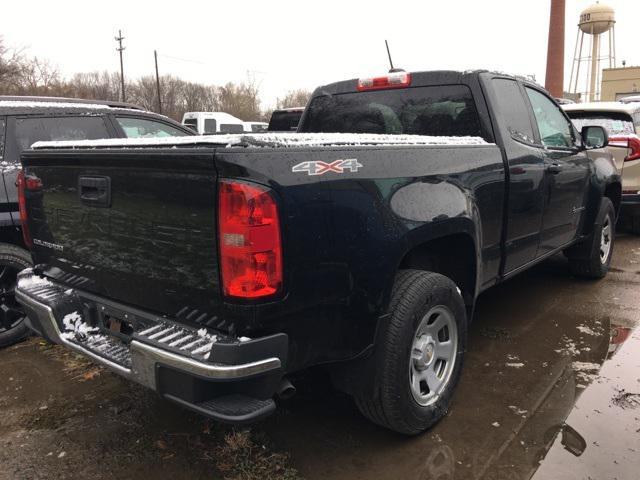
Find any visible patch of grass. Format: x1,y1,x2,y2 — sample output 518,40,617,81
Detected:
214,429,301,480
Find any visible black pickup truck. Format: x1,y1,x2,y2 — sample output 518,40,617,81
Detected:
15,71,620,434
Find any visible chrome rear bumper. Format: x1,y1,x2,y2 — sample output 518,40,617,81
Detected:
15,269,284,392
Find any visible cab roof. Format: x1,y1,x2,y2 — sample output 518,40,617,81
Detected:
0,95,145,116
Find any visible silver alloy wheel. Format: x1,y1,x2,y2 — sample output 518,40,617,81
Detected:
409,305,458,407
600,214,612,264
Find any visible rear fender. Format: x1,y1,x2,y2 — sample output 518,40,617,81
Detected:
581,152,622,236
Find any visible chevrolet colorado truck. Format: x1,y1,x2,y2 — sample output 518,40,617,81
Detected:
15,71,621,434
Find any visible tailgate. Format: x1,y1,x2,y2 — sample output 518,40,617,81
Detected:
21,148,221,317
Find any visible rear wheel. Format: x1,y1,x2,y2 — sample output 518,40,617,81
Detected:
568,198,616,279
355,270,467,435
0,243,32,348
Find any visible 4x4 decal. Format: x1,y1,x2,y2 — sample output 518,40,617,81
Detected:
292,158,363,176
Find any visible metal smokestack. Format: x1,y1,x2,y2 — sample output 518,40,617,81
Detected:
545,0,566,98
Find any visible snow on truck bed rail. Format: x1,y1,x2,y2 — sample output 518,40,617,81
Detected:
32,132,490,150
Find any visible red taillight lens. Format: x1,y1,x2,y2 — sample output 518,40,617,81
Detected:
218,180,282,299
16,170,41,248
357,72,412,91
609,135,640,162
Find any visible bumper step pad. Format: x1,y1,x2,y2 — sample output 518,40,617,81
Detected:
166,393,276,424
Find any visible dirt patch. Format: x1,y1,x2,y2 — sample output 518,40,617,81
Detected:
214,430,301,480
479,326,512,340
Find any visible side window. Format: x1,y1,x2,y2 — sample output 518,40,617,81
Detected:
491,79,536,144
220,124,244,134
6,116,110,163
204,119,217,134
525,88,573,148
116,117,189,138
0,117,5,160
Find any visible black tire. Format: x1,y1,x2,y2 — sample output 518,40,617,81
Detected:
0,243,33,348
568,198,616,279
355,270,467,435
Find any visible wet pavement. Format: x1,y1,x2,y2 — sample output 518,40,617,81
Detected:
1,235,639,479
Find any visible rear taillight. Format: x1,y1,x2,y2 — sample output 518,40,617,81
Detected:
357,72,412,91
16,170,41,248
218,180,282,299
609,135,640,162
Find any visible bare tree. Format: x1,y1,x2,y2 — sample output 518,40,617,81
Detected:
0,37,312,124
0,37,25,93
276,89,312,109
17,57,61,94
218,79,262,121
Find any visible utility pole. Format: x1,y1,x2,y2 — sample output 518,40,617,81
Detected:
115,30,126,102
154,50,162,114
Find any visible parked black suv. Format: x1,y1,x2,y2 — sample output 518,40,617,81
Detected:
0,96,193,347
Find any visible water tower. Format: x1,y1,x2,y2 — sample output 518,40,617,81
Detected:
568,2,616,102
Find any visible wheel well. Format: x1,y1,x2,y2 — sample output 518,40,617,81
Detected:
604,182,622,216
398,234,477,306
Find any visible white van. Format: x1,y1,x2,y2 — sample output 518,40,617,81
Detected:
243,121,268,133
182,112,245,135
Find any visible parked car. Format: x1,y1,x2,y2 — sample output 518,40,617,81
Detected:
267,107,304,131
182,112,245,134
563,101,640,233
0,96,193,347
16,71,620,435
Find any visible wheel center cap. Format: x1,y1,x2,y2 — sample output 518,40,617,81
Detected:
414,337,436,370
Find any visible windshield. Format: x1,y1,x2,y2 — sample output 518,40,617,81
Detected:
566,111,635,136
302,85,483,138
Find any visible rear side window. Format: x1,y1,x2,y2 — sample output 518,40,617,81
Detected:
491,79,535,143
303,85,482,137
7,116,110,162
116,117,189,138
566,111,635,136
219,124,244,134
204,119,217,134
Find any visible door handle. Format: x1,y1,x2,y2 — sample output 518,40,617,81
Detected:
547,163,563,174
78,176,111,207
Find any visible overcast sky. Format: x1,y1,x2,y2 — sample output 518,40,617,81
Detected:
2,0,639,111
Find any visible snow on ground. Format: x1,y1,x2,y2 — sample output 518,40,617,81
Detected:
33,132,491,150
505,362,525,368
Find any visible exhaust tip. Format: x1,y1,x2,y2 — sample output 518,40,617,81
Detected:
276,378,296,400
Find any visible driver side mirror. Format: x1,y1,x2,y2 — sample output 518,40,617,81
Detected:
581,125,609,150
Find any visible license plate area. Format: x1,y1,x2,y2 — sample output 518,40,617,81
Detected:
96,304,143,343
